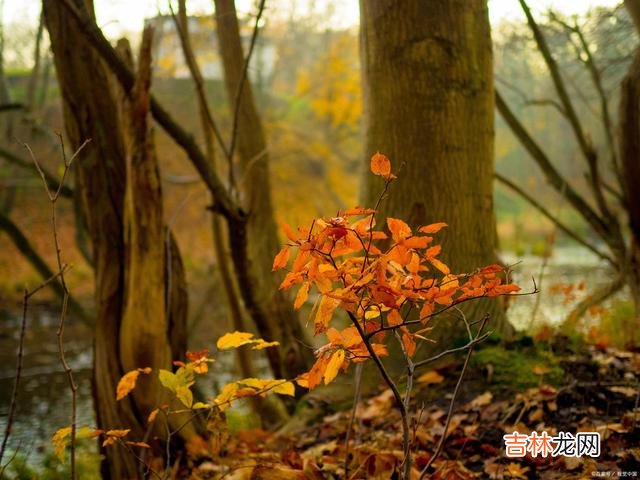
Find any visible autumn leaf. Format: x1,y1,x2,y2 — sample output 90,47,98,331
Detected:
417,370,444,385
387,217,411,242
217,331,256,349
294,282,311,309
147,408,159,424
252,339,280,350
370,152,391,178
126,441,150,449
272,245,291,271
116,367,152,401
105,429,130,438
418,222,448,234
315,295,340,334
52,426,72,461
214,383,238,411
271,381,295,396
324,349,345,385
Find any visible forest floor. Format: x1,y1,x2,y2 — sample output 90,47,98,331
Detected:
186,336,640,479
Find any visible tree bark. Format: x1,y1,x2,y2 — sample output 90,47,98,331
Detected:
43,2,192,477
359,0,510,353
214,0,313,380
619,3,640,322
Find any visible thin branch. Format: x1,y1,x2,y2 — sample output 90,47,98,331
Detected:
169,0,230,161
346,310,410,479
0,210,88,321
0,269,64,468
0,145,74,198
26,139,80,479
519,0,615,223
226,0,266,193
56,0,242,221
495,89,612,244
494,173,615,265
419,315,490,479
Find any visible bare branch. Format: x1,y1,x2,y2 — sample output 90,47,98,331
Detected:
226,0,266,193
419,315,489,478
495,89,612,243
56,0,243,221
495,173,615,265
0,145,73,198
519,0,615,222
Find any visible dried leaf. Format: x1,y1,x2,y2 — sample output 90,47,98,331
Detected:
370,152,391,177
323,349,345,385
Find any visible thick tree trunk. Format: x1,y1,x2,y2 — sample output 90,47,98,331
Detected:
214,0,313,380
44,2,192,477
359,0,510,354
618,8,640,326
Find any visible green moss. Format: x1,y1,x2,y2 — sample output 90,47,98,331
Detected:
471,344,564,392
597,299,636,348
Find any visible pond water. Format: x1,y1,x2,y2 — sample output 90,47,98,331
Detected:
0,245,616,468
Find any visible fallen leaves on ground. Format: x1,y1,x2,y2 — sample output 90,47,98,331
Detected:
182,343,639,479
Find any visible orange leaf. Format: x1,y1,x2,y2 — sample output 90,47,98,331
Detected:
417,370,444,385
116,368,151,401
323,349,345,385
315,295,340,334
272,246,291,271
105,429,130,438
126,441,150,449
387,218,411,242
147,408,159,424
387,310,403,327
370,152,391,177
418,223,448,234
294,282,311,309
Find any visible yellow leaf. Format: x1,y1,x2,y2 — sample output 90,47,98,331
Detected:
294,282,311,309
315,295,340,334
105,429,130,438
364,305,381,319
417,370,444,385
116,370,140,401
272,245,291,271
214,383,238,411
252,339,280,350
217,331,255,349
323,349,345,385
52,426,72,461
271,381,295,396
192,402,212,409
176,384,194,408
370,152,391,177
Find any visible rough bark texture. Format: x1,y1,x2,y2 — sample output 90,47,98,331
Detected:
214,0,313,380
619,1,640,326
359,0,509,353
44,2,191,477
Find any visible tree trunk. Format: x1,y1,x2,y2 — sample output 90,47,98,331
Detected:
43,2,192,477
214,0,313,380
619,0,640,329
359,0,510,355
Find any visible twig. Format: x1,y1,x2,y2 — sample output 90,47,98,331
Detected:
25,138,86,479
347,311,410,479
343,363,362,478
227,0,266,194
419,315,490,478
0,290,34,467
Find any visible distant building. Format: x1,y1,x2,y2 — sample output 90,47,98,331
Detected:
144,14,276,83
